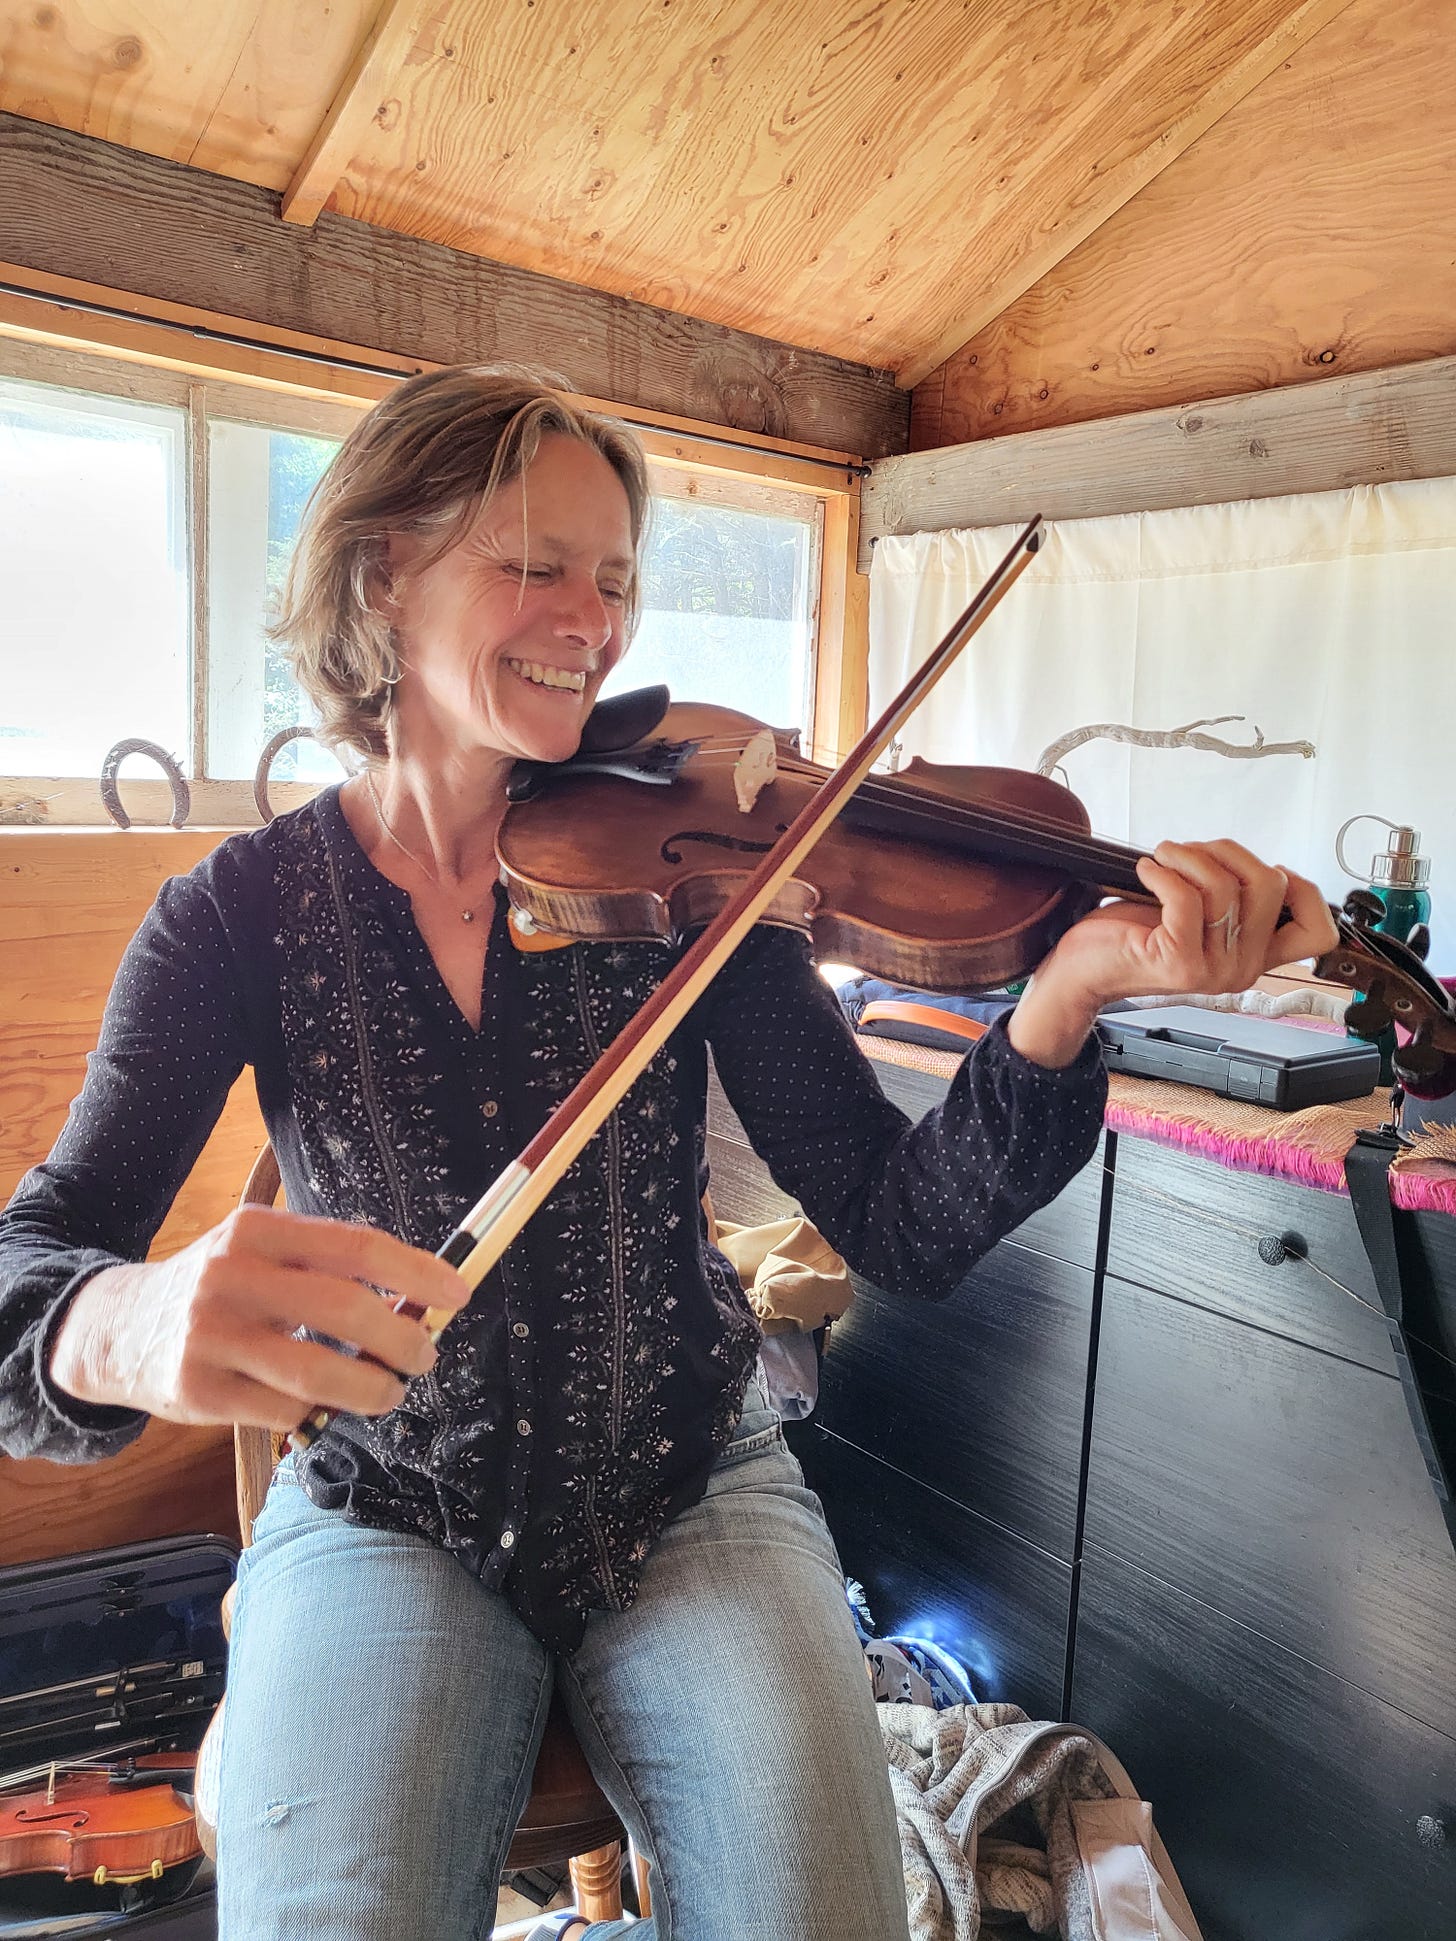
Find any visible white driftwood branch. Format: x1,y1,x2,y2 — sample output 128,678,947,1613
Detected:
1035,714,1316,777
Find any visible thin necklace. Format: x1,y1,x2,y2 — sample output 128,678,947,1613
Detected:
365,772,491,924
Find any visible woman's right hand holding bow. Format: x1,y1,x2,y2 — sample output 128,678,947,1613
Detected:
48,1207,469,1432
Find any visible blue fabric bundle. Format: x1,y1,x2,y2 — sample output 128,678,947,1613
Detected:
846,1579,978,1710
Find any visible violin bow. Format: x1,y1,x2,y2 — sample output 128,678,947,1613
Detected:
291,516,1044,1450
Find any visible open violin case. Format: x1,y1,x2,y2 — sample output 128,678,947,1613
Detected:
0,1536,236,1937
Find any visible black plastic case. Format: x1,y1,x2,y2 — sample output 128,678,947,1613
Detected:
1096,1005,1383,1110
0,1535,237,1938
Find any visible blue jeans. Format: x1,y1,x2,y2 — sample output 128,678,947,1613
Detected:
217,1377,910,1940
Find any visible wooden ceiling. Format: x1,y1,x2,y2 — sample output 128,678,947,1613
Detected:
0,0,1358,388
911,0,1456,445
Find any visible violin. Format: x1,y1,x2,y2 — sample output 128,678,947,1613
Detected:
0,1750,199,1885
501,690,1456,1102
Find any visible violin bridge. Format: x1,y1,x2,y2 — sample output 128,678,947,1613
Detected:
733,729,778,815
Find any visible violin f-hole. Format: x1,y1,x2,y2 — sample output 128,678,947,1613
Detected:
660,826,789,865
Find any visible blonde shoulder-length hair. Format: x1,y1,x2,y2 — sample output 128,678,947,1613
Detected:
272,364,651,763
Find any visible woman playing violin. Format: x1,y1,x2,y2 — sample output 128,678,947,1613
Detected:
0,367,1337,1941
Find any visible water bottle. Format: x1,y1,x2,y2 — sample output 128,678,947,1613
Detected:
1336,816,1433,1084
1335,816,1432,946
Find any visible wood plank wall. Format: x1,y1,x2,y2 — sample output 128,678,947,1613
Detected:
0,830,255,1565
910,0,1456,451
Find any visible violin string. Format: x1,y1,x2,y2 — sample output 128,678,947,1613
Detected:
0,1737,167,1794
639,742,1392,957
673,743,1133,859
681,743,1146,868
675,751,1419,954
675,738,1140,864
673,744,1149,886
642,744,1377,953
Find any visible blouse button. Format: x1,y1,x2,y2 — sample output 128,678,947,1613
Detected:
483,1100,499,1119
499,1528,516,1550
517,1419,532,1437
512,1322,530,1340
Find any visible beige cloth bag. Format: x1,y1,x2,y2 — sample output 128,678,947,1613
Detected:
1071,1797,1202,1941
711,1213,854,1334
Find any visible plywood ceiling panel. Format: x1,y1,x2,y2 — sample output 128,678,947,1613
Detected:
0,0,1360,379
189,0,378,186
0,1,373,187
913,0,1456,445
333,0,1354,379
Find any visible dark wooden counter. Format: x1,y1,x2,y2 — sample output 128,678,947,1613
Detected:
707,1054,1456,1941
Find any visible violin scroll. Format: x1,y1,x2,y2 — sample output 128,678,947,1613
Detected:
1315,896,1456,1099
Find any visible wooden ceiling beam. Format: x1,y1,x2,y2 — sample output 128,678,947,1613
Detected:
861,354,1456,568
896,0,1359,392
0,113,906,458
281,0,431,228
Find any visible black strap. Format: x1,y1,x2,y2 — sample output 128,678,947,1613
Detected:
1344,1130,1456,1551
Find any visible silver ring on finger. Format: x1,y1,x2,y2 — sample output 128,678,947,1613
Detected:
1205,901,1241,951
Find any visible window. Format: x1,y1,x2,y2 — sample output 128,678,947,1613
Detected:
206,418,343,786
0,377,189,778
0,338,826,823
614,482,820,728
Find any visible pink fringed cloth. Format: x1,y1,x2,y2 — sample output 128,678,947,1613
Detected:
860,1034,1456,1218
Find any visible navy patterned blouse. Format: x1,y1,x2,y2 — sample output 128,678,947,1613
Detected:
0,787,1106,1647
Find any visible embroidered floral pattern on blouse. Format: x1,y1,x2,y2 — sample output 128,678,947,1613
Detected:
275,805,453,1245
273,804,460,1510
521,940,758,1614
269,807,760,1620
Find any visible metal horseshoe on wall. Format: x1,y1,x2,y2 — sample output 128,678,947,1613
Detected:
99,740,191,830
253,726,317,823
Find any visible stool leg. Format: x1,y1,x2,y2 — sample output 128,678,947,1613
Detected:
570,1843,623,1921
631,1841,652,1918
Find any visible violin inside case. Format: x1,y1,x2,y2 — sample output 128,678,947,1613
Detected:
0,1535,236,1937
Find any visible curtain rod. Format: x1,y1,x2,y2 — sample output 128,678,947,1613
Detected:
0,279,871,481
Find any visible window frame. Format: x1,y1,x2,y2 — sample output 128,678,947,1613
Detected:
0,330,851,828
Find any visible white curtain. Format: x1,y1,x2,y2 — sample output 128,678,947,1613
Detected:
868,478,1456,974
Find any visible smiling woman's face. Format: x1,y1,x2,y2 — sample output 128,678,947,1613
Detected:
385,432,638,767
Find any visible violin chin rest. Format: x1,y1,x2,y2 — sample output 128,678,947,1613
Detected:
578,685,671,754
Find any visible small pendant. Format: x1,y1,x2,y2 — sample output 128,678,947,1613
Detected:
461,909,475,923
